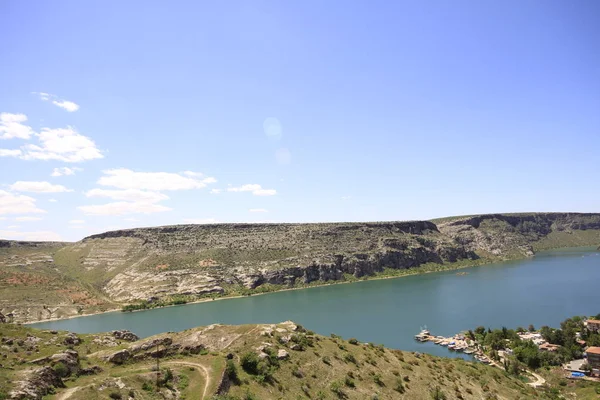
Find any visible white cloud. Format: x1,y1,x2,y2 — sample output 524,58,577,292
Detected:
85,188,168,203
15,216,43,222
0,229,62,241
249,208,268,213
48,198,58,203
0,149,22,157
69,219,85,224
51,167,82,177
0,190,46,215
98,168,216,191
34,92,80,112
0,113,34,140
124,217,139,222
183,218,220,224
210,188,222,194
78,202,172,216
0,217,5,220
7,225,19,229
52,100,79,112
227,184,277,196
9,181,73,193
20,127,103,162
341,196,352,200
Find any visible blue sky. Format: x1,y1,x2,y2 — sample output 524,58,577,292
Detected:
1,0,599,242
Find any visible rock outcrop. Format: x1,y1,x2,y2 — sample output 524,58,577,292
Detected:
3,213,600,320
10,366,65,399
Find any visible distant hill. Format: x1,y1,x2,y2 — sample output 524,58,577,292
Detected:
2,212,600,323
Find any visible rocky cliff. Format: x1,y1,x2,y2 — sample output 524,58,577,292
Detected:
2,213,600,321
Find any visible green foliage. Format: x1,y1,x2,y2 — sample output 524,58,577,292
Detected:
108,391,122,400
343,352,357,364
52,362,68,377
373,373,384,386
226,359,239,384
344,374,355,388
430,386,447,400
330,380,346,398
348,338,359,345
241,352,260,374
394,378,405,393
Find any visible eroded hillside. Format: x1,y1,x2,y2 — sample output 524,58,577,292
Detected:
1,321,545,400
2,213,600,322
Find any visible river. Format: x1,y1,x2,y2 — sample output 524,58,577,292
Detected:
30,247,600,358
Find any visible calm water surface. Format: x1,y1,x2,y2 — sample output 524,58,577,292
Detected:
30,247,600,358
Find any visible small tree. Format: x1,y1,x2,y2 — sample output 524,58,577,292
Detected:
528,324,535,332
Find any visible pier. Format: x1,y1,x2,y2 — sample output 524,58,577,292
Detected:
414,328,491,363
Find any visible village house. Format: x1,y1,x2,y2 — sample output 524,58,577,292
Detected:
585,319,600,333
586,347,600,377
586,347,600,367
539,343,561,352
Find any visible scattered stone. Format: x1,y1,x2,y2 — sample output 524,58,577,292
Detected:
277,349,289,359
63,333,81,346
275,328,287,334
258,352,269,359
0,312,5,323
290,344,302,351
111,330,139,342
78,365,103,375
9,366,65,400
107,349,131,365
49,350,79,376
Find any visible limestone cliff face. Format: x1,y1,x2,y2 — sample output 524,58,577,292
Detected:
3,213,599,315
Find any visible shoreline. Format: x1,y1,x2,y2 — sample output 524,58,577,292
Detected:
25,245,598,327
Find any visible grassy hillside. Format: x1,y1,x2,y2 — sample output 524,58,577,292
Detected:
0,321,571,400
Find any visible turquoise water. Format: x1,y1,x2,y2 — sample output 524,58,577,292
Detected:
30,247,600,358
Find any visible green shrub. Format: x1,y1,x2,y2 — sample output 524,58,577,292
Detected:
395,378,405,393
430,386,447,400
373,373,383,386
241,352,260,374
226,359,239,384
108,391,122,400
52,362,69,378
344,375,355,388
343,352,357,364
330,381,345,398
348,338,359,345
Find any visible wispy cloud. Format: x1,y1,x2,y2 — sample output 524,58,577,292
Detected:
9,181,73,193
0,229,62,241
78,202,172,216
69,219,85,224
98,169,216,191
15,216,43,222
51,167,82,177
227,184,277,196
34,92,80,112
0,190,46,215
249,208,268,213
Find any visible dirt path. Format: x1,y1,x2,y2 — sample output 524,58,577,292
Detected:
527,370,546,387
55,385,85,400
164,361,211,399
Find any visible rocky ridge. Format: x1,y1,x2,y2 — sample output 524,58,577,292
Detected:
2,213,600,321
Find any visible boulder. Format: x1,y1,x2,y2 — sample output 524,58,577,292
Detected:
107,349,131,365
290,344,302,351
111,330,139,342
0,312,5,323
277,349,289,360
49,350,79,376
63,333,81,346
9,366,65,399
78,365,103,375
258,352,269,359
